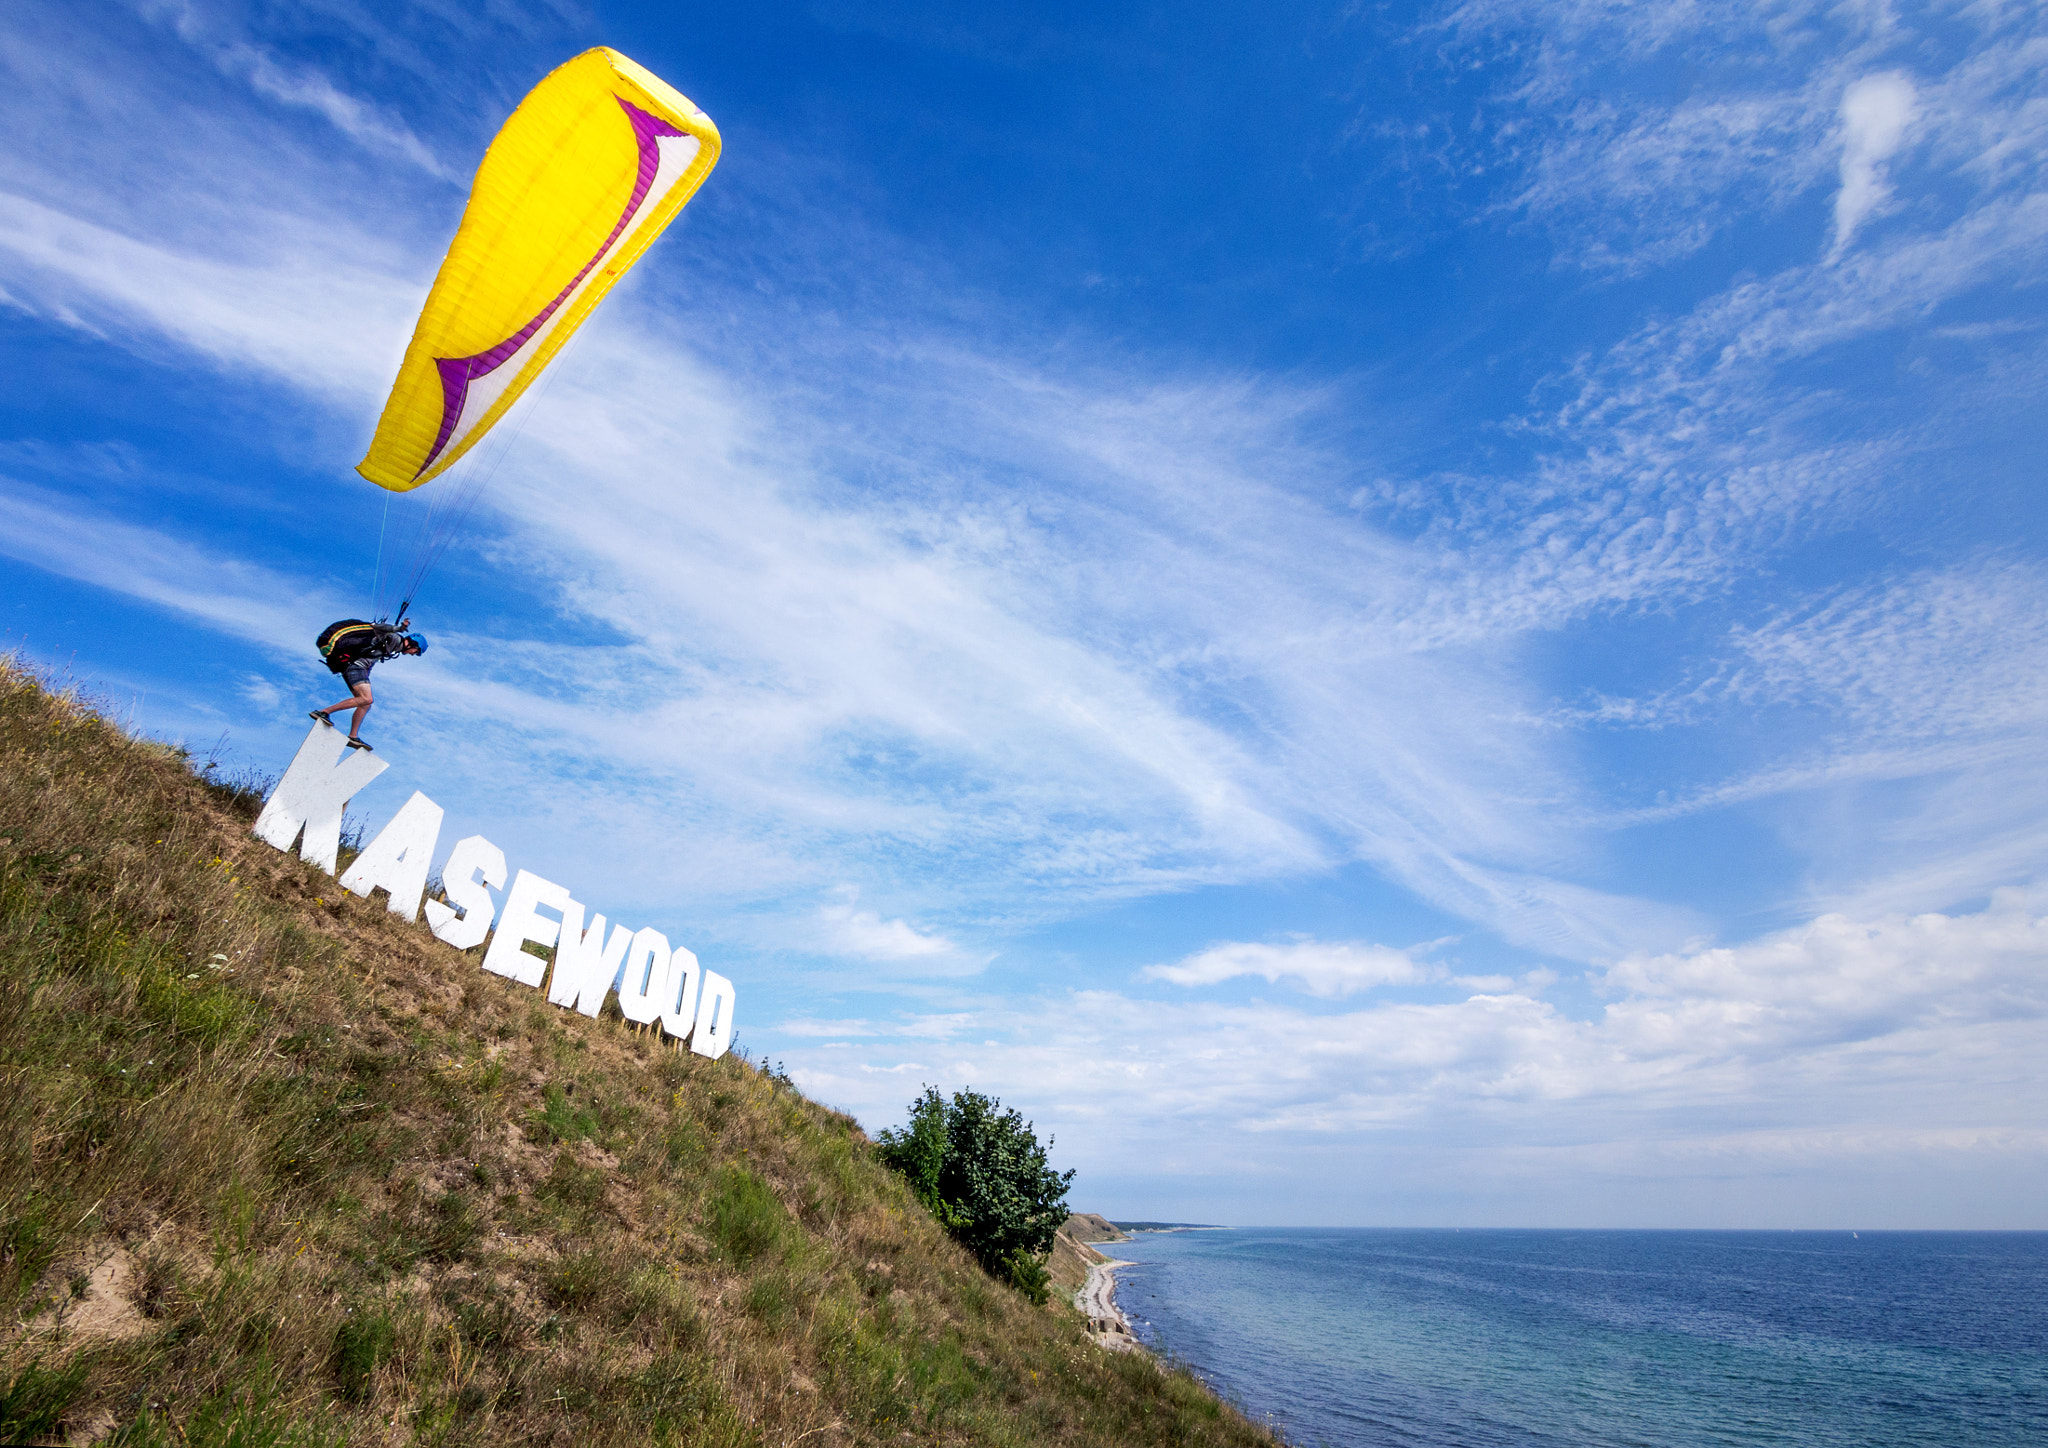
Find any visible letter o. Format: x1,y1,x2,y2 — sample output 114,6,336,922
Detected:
618,927,670,1024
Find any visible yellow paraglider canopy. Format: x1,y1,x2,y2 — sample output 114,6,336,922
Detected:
358,47,721,491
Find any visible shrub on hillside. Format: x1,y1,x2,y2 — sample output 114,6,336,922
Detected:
875,1086,1074,1303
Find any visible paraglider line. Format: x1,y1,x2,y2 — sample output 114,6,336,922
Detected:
390,322,589,613
372,491,392,620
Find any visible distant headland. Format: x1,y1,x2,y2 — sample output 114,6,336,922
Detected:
1113,1221,1229,1232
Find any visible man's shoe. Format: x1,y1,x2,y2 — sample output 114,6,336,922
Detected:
309,710,330,725
345,737,374,752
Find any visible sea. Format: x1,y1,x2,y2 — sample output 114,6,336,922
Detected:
1108,1228,2048,1448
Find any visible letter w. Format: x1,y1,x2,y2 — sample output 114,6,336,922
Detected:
252,722,389,874
549,902,632,1018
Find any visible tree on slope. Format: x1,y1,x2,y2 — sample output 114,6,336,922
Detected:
876,1086,1075,1304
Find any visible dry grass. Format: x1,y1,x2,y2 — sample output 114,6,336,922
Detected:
0,660,1283,1448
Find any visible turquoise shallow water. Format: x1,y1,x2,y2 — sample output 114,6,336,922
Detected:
1109,1229,2048,1448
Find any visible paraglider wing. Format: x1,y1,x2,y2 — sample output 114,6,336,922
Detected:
357,47,721,491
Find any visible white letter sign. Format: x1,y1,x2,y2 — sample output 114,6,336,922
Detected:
617,927,671,1025
253,722,388,874
255,732,738,1059
481,868,572,988
660,945,702,1045
691,970,735,1059
425,835,505,949
338,791,444,922
549,903,632,1018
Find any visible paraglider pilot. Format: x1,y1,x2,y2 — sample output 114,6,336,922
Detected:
310,619,427,751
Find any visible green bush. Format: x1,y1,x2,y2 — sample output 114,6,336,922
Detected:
875,1086,1072,1290
1004,1247,1053,1305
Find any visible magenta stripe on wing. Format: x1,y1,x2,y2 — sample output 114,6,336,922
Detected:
417,99,688,478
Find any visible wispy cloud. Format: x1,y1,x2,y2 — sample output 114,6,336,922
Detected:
1143,938,1437,997
1533,559,2048,742
1505,89,1833,274
213,41,454,179
802,891,2048,1220
1831,70,1917,255
0,191,417,398
1412,17,2048,642
819,886,964,963
0,478,332,654
1729,560,2048,739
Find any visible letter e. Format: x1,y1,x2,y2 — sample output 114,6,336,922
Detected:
480,869,571,988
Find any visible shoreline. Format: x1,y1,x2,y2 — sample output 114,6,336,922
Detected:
1076,1255,1142,1352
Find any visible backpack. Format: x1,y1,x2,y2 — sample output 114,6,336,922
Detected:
317,619,380,673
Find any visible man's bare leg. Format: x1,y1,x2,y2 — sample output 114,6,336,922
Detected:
314,681,375,737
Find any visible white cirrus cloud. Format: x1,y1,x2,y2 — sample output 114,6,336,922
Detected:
1142,938,1437,997
214,42,453,180
1728,559,2048,740
1832,71,1918,255
819,887,958,962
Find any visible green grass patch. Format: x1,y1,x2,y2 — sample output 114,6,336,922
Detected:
706,1166,786,1265
0,1357,87,1441
527,1082,600,1144
332,1308,395,1402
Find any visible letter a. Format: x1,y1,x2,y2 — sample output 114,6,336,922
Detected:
253,722,388,874
338,792,445,921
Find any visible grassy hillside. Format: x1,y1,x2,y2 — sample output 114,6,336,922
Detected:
0,661,1278,1448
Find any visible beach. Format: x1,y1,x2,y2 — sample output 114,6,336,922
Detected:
1053,1213,1143,1352
1075,1256,1141,1351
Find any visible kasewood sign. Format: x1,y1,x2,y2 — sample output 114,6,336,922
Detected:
252,722,735,1058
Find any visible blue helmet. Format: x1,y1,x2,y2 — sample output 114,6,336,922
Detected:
406,633,429,655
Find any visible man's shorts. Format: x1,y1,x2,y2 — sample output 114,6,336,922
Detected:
341,663,373,689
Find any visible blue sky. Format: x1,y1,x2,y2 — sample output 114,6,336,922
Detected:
4,0,2046,1227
